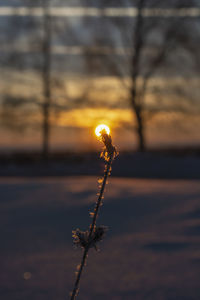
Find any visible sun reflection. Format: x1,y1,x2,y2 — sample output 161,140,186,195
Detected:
95,124,110,137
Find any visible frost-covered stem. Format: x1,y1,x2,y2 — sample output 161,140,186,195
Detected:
70,155,113,300
88,154,113,238
70,247,88,300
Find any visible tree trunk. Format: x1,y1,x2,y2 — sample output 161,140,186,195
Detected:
131,85,145,152
130,0,146,152
135,108,145,152
42,0,51,160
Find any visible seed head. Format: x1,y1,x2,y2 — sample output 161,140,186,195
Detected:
72,226,108,250
100,129,118,161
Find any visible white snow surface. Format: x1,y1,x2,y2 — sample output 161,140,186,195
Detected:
1,176,200,299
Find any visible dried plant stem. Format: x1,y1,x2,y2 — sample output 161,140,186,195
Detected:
70,154,113,300
70,247,88,300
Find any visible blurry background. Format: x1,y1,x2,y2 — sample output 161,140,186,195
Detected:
0,0,200,158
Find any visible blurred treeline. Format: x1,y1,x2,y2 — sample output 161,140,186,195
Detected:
0,0,200,158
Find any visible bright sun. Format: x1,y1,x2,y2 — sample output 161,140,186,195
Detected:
95,124,110,137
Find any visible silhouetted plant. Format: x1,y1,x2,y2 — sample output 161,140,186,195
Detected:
70,129,118,299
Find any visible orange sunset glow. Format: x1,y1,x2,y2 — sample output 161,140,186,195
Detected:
0,71,200,151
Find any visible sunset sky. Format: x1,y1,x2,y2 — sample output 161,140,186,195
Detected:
0,2,200,152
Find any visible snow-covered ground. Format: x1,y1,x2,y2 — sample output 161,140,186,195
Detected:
1,176,200,299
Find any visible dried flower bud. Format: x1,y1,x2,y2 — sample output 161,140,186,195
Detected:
72,229,89,248
89,226,108,249
72,226,108,250
100,129,118,161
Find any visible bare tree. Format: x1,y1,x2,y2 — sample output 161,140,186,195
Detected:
83,0,194,151
41,0,52,159
130,0,146,151
0,0,53,158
